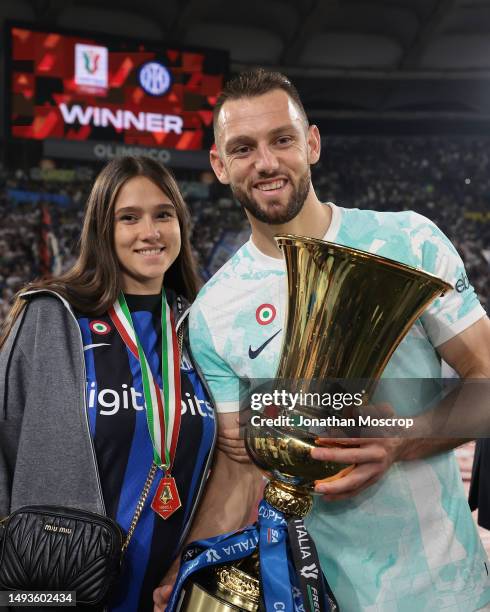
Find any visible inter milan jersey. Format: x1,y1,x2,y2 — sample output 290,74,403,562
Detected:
190,204,490,611
77,294,215,611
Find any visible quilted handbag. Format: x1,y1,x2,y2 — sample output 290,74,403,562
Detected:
0,505,124,606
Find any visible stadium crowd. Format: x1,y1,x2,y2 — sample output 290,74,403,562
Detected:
0,136,488,322
313,137,489,307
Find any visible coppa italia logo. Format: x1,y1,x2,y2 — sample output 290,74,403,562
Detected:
83,51,99,74
75,43,108,89
300,563,319,580
205,549,221,562
256,303,276,325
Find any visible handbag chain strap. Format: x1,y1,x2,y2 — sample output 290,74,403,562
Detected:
122,323,184,552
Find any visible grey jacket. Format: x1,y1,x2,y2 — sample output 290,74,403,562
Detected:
0,291,216,532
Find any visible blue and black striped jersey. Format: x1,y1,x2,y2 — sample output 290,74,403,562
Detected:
78,293,215,611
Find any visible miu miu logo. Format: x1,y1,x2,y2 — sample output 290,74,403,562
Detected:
44,524,72,535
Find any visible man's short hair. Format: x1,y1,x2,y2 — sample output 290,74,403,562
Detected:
213,68,309,139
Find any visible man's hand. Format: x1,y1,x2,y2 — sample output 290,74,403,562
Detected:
311,436,406,501
311,402,407,501
217,412,250,463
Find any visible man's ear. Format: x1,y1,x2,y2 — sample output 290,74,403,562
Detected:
210,145,230,185
307,124,321,165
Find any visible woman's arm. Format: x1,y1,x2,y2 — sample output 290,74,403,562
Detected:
0,310,29,517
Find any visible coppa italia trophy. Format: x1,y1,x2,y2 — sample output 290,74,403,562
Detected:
167,235,452,612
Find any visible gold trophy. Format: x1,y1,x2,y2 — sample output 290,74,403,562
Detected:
177,235,452,611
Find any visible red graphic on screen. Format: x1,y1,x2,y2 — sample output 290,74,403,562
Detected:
9,27,227,150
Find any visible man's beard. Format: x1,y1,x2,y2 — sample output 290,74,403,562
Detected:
231,169,311,225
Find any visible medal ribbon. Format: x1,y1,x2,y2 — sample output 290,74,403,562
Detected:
108,290,181,471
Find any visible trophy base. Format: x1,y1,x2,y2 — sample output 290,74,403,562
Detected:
179,566,259,612
179,581,255,612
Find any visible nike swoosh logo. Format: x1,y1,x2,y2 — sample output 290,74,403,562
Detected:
249,329,281,359
83,343,111,351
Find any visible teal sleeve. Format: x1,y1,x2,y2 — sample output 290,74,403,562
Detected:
189,303,245,412
412,214,486,346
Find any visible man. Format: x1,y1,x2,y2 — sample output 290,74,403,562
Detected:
189,68,490,611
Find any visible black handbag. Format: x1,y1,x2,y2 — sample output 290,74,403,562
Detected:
0,506,123,606
0,464,158,607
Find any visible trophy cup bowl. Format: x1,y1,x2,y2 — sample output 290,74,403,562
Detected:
244,235,452,516
177,235,452,611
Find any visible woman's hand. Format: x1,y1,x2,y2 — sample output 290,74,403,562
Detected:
153,558,179,611
153,583,173,612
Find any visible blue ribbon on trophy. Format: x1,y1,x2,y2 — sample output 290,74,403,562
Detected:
166,499,336,612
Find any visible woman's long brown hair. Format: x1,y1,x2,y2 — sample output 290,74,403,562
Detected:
0,156,200,348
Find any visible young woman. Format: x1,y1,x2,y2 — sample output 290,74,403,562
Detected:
0,157,218,611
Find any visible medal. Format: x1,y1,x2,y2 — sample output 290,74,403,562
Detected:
151,476,182,520
110,290,182,520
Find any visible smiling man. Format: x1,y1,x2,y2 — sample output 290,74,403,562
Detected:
188,69,490,611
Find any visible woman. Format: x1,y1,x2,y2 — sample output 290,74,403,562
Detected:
0,157,217,610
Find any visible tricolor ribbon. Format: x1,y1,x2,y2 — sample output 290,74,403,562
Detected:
109,290,181,471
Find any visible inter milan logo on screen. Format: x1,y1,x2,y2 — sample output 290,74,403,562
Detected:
138,61,172,96
74,43,108,89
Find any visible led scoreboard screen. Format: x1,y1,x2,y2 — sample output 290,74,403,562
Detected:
7,24,228,150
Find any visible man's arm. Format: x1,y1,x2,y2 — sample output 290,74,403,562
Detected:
312,316,490,501
216,411,252,463
153,431,262,610
400,315,490,459
188,303,251,463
